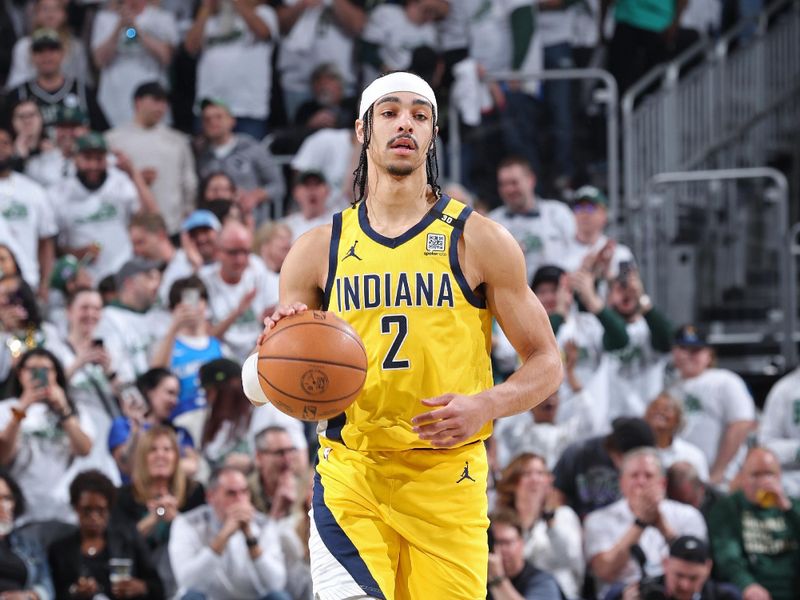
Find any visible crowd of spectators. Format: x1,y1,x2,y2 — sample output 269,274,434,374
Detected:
0,1,794,600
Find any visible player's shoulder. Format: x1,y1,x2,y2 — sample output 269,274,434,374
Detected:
287,222,333,264
463,209,522,252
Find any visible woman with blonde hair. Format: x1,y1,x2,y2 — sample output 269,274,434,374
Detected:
495,452,584,600
113,425,204,597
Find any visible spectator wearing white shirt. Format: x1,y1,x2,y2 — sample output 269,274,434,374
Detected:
585,448,707,599
49,131,159,283
106,81,197,234
644,392,710,481
184,0,279,140
169,466,289,600
760,366,800,497
668,325,757,487
290,127,357,209
494,453,584,599
200,221,278,361
282,171,336,242
488,157,575,282
24,104,89,188
0,125,56,297
91,0,178,127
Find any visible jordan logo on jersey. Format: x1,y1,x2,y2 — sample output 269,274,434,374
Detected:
457,461,476,483
343,240,362,261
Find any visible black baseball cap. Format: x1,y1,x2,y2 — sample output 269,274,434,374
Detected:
670,536,710,564
674,324,708,348
199,358,241,387
572,185,608,207
530,265,564,291
31,29,62,51
54,105,89,127
133,81,168,100
608,417,655,454
296,170,327,185
115,258,162,287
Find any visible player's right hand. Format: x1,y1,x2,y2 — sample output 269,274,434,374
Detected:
258,303,308,345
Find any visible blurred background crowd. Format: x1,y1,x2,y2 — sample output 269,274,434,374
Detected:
0,0,798,599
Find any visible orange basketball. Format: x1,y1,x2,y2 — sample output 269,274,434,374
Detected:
257,310,367,421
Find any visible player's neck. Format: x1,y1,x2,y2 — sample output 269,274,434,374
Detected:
365,167,434,231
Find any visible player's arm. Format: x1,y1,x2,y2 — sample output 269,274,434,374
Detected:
475,215,563,419
413,216,562,447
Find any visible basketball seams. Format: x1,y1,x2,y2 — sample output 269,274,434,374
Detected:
257,371,359,405
268,318,367,355
258,355,367,372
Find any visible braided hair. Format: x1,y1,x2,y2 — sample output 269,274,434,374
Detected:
351,102,441,207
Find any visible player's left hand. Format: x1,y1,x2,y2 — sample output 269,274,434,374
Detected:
411,393,491,448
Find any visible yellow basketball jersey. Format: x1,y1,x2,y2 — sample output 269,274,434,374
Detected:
321,195,494,451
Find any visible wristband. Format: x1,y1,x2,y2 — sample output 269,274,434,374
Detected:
58,410,76,424
11,406,26,423
488,575,506,588
634,517,651,530
245,535,259,548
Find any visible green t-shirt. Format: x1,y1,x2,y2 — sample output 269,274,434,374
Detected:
614,0,674,32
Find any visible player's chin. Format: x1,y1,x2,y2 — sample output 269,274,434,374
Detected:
386,162,415,177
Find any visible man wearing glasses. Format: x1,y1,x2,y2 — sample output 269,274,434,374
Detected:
199,220,278,361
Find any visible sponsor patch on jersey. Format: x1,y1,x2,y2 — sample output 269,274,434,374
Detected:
425,233,446,255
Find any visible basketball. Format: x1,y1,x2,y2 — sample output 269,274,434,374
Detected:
255,310,367,421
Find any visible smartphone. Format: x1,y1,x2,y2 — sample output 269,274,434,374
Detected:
31,367,49,388
182,288,201,307
92,338,104,348
616,261,634,287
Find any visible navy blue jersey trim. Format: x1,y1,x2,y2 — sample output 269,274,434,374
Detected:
324,413,346,443
357,194,450,249
323,212,343,310
312,472,386,599
449,205,486,309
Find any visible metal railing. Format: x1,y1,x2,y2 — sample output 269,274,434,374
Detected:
447,68,620,227
622,0,800,217
640,168,796,367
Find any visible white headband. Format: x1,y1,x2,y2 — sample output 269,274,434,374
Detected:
358,72,437,121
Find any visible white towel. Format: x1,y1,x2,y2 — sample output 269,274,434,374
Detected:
452,58,493,126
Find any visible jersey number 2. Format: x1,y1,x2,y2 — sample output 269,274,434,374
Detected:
380,315,410,370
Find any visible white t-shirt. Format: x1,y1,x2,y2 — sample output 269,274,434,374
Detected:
157,249,197,308
561,234,636,278
657,438,710,482
282,208,336,242
92,6,179,127
7,35,92,89
195,5,279,120
95,304,168,384
670,368,756,477
0,398,96,524
290,128,354,197
24,148,74,188
607,317,669,419
0,172,57,287
200,255,279,361
362,4,438,71
489,199,576,282
584,498,707,599
49,168,140,282
759,368,800,497
537,7,575,48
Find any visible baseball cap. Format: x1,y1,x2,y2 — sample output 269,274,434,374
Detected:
115,258,162,287
54,105,89,126
572,185,608,207
200,97,231,112
75,132,108,153
296,170,327,185
31,29,62,51
199,358,241,387
181,210,221,233
133,81,168,100
530,265,564,291
50,255,80,292
608,417,655,454
674,324,708,348
669,536,710,564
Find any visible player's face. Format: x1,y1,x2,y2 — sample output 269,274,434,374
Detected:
497,165,535,212
294,178,329,218
31,47,64,77
663,558,711,600
359,91,435,178
129,225,160,259
146,434,177,479
67,290,103,334
148,375,179,421
75,151,107,185
621,454,663,499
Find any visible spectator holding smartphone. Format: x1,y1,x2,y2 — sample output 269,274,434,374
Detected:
0,348,93,523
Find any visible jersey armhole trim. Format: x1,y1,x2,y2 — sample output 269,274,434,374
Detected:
449,205,487,309
323,212,343,310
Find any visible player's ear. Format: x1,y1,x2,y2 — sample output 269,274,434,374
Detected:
355,119,365,144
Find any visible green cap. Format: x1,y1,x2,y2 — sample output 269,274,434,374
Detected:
75,132,108,153
31,28,62,51
200,97,231,113
50,255,80,292
55,105,89,126
572,185,608,207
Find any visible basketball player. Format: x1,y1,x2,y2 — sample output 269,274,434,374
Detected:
243,72,562,600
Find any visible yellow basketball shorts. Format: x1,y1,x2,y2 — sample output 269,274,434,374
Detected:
309,438,490,600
